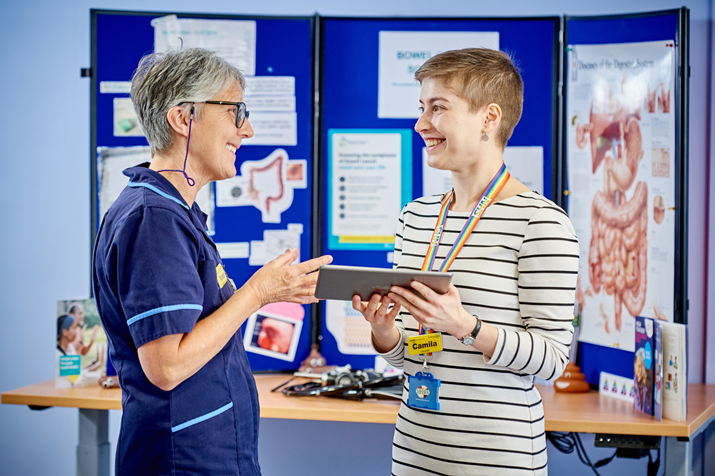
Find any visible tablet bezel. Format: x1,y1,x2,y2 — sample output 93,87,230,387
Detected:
315,265,453,301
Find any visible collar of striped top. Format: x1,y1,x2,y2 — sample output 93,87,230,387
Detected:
421,162,510,274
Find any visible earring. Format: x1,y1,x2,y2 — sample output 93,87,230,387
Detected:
481,129,489,142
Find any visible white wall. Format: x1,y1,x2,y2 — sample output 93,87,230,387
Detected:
0,1,711,475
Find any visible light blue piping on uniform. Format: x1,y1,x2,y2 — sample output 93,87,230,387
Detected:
127,181,190,211
171,402,234,433
126,304,203,326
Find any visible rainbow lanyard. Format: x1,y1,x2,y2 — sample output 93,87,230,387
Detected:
418,162,510,338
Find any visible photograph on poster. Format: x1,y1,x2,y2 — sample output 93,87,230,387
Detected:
244,303,304,361
566,40,676,351
215,149,307,223
327,129,412,250
113,97,143,137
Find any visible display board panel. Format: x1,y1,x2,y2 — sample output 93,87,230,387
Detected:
318,17,560,368
91,10,316,371
562,9,689,385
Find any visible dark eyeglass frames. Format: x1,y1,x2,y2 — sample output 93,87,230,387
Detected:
178,101,250,129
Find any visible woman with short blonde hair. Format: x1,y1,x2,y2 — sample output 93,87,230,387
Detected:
354,48,579,475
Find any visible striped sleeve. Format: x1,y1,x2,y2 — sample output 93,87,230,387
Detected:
486,206,579,381
377,206,408,368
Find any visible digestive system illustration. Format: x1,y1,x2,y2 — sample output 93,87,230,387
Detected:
574,79,648,332
217,148,307,223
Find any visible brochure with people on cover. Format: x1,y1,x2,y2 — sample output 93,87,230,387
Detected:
55,298,107,388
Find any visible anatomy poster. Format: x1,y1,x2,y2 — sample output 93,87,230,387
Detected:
215,148,307,223
566,40,676,351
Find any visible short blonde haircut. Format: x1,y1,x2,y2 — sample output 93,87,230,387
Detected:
415,48,524,149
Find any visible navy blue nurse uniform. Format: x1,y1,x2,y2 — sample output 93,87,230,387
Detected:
93,164,261,476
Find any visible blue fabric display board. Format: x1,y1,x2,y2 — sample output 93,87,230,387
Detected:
318,17,560,369
91,10,316,371
562,9,689,385
91,9,689,378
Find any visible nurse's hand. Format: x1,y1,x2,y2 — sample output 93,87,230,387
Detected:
247,248,332,306
388,282,475,339
352,293,401,353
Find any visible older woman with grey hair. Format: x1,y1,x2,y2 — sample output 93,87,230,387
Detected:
93,48,331,476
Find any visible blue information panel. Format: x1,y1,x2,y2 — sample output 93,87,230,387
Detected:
91,10,315,371
319,17,560,369
563,9,688,385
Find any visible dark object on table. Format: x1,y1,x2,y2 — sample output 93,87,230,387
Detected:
276,366,404,401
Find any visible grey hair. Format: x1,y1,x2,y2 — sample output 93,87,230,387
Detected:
130,48,247,155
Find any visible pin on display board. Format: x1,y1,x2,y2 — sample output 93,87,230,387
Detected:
90,10,316,371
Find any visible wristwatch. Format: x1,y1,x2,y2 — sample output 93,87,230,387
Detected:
459,316,482,346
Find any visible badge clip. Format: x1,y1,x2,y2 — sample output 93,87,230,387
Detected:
407,371,441,411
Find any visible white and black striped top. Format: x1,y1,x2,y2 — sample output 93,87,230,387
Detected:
380,191,579,476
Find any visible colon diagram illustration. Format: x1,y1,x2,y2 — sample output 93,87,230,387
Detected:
574,80,648,332
247,153,285,214
216,148,307,223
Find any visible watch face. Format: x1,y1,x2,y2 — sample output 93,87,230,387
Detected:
461,336,475,346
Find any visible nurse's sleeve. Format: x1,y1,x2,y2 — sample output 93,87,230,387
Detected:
486,206,579,381
114,207,204,349
377,206,408,368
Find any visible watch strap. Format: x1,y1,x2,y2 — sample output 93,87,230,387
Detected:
460,316,481,345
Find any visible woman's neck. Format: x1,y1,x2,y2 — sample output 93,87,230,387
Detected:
449,156,504,212
150,149,207,207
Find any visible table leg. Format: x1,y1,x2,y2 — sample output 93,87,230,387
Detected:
664,436,690,476
77,408,110,476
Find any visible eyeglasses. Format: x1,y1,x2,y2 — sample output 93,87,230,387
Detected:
178,101,250,129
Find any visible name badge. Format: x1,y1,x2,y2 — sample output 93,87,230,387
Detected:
216,264,228,288
407,371,440,411
408,333,443,356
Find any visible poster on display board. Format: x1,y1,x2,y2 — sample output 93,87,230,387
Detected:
377,31,499,118
566,40,676,351
152,15,257,75
327,129,413,251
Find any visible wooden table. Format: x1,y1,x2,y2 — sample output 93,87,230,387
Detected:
4,376,714,475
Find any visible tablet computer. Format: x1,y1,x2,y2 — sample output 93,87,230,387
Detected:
315,265,453,301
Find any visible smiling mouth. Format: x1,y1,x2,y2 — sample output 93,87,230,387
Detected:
424,138,445,147
226,144,237,153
